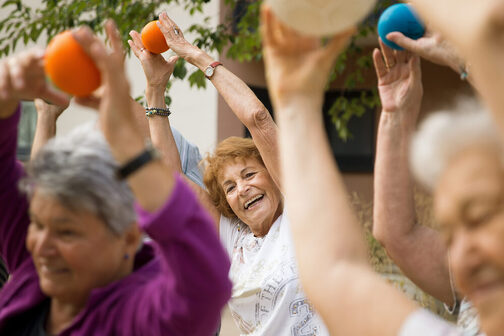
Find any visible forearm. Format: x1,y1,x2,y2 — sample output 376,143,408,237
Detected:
189,50,267,127
107,125,175,213
145,85,182,174
373,111,418,244
276,96,419,335
277,95,368,279
374,111,453,304
31,113,58,158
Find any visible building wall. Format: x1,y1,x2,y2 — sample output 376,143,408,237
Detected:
215,2,475,204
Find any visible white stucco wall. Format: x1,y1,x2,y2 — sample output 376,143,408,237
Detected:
2,0,220,155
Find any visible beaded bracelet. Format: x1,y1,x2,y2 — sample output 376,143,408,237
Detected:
145,107,171,118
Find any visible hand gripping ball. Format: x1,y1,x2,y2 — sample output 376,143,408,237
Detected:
378,4,425,50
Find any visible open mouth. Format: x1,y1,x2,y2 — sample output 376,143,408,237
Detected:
244,194,264,209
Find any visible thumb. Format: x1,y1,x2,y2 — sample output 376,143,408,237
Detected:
167,55,179,65
386,32,419,53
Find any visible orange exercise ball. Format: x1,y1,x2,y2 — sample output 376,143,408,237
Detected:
44,30,101,97
141,21,170,54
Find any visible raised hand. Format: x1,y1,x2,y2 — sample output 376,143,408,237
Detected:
73,21,143,159
260,5,354,109
34,98,69,120
373,39,422,119
157,12,201,64
128,30,179,88
385,30,465,73
0,49,69,118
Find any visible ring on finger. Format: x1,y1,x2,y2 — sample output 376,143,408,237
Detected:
174,28,179,35
140,47,145,52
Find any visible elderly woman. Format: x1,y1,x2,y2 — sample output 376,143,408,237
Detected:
0,22,231,335
371,36,482,334
261,4,504,336
128,12,329,335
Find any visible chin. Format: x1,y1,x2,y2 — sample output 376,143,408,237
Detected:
476,292,504,335
39,277,68,298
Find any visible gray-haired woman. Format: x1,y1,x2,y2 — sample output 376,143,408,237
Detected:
0,22,231,335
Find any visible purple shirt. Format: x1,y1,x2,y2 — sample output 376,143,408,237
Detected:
0,107,231,335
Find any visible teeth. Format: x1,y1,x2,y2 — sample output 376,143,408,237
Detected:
245,195,263,209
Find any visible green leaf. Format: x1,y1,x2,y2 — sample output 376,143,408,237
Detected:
173,59,188,79
188,69,206,89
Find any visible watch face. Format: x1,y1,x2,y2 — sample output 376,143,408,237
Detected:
205,66,213,77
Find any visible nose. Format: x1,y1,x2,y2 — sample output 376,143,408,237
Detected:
29,230,58,258
236,180,250,196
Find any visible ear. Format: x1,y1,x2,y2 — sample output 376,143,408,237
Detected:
123,222,142,255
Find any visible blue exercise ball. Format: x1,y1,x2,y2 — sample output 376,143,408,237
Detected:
377,3,425,50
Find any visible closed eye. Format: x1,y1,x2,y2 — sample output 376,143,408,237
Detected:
245,172,256,179
57,230,77,237
30,221,44,231
226,185,235,194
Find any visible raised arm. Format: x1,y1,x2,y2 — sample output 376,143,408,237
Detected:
157,12,281,188
73,23,231,334
128,28,219,224
372,40,454,305
31,98,69,158
128,30,182,175
0,50,69,272
261,6,417,335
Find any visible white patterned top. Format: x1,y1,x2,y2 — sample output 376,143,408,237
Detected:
220,212,329,336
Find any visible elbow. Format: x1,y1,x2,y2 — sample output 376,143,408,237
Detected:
248,106,272,130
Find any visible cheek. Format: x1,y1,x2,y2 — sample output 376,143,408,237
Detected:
226,194,240,212
25,227,38,254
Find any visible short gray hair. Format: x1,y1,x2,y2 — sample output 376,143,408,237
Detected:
21,123,136,235
410,99,503,191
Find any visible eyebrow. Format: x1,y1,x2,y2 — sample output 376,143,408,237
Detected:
28,211,75,226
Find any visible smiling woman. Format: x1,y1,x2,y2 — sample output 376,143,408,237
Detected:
134,12,333,335
0,22,231,336
203,137,329,336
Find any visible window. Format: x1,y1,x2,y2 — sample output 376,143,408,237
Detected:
246,86,375,173
17,101,37,162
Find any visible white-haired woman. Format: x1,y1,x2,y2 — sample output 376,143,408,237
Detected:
262,4,504,336
0,22,231,335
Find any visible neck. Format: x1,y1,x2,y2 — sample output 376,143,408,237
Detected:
47,297,87,334
251,202,284,237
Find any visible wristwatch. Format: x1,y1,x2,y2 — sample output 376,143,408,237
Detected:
204,61,223,79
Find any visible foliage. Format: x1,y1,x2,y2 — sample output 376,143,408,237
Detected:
0,0,399,139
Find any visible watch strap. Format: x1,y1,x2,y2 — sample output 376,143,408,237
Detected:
116,142,160,180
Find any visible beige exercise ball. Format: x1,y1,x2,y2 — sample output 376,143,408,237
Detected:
266,0,377,36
